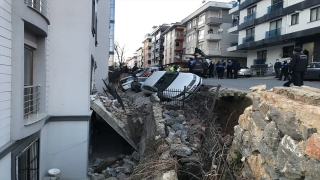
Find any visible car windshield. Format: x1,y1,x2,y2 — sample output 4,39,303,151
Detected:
120,76,133,84
135,70,146,76
138,78,148,82
308,63,320,68
154,72,179,91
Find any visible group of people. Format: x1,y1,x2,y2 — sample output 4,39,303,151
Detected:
272,47,309,87
188,58,241,79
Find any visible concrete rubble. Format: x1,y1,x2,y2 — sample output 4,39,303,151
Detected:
228,85,320,180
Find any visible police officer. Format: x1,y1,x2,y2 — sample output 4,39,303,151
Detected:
226,59,233,79
278,60,289,81
284,47,308,87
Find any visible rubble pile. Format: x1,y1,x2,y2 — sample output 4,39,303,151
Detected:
228,85,320,180
88,151,140,180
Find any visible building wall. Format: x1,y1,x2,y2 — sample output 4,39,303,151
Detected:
0,0,11,147
246,43,294,67
0,152,11,180
39,120,89,179
48,0,92,116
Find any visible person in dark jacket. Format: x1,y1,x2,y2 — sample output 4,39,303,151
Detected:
203,60,209,78
188,58,195,73
284,47,308,87
278,60,289,81
193,58,203,77
216,61,225,79
274,59,281,78
226,59,233,78
232,59,241,79
208,61,214,78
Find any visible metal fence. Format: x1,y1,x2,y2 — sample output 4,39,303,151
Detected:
252,68,274,77
24,85,40,118
158,87,187,108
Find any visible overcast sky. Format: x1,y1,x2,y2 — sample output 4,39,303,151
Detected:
114,0,231,58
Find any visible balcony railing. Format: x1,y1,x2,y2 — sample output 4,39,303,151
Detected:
267,1,283,13
232,2,239,8
230,41,238,47
25,0,43,13
244,12,256,22
24,85,40,118
174,46,183,51
242,35,255,44
265,28,281,38
232,21,239,27
253,59,267,65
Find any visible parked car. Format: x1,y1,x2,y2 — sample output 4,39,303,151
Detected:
238,67,253,77
131,77,148,92
141,71,202,100
120,76,134,91
304,62,320,80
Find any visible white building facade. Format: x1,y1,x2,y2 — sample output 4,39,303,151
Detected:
0,0,111,179
228,0,320,67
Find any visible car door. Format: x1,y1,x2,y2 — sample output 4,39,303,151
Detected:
304,63,317,80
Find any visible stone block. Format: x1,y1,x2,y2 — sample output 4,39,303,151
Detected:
299,123,317,141
305,158,320,180
175,115,186,123
250,119,264,142
263,121,281,150
234,125,245,142
252,95,261,111
170,144,192,156
249,84,266,92
305,133,320,160
238,114,251,131
268,108,303,141
247,153,267,179
252,111,267,130
171,123,184,131
276,135,306,178
263,164,280,180
257,140,276,166
94,157,118,173
259,102,271,120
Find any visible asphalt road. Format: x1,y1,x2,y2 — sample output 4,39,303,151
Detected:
202,76,320,92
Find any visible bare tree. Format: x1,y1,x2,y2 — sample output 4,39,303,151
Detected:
114,42,127,67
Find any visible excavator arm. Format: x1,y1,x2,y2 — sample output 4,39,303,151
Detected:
194,47,207,59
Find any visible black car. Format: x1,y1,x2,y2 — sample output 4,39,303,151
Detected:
304,62,320,80
131,77,148,92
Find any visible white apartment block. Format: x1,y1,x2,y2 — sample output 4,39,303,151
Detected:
142,34,152,68
0,0,111,179
135,47,143,68
228,0,320,67
181,1,247,65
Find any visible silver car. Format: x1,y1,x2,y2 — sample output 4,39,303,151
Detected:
141,71,202,100
304,62,320,80
238,67,253,77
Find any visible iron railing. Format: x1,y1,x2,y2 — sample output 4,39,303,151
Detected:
267,1,283,13
230,41,238,47
231,21,239,27
25,0,43,13
24,85,40,118
232,2,239,8
242,35,255,44
158,87,189,108
265,28,281,38
244,12,256,22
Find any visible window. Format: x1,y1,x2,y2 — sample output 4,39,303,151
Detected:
282,45,294,58
247,6,256,15
91,0,96,36
198,44,203,50
257,50,267,60
310,6,320,22
272,0,282,4
16,139,40,180
291,13,299,25
188,22,191,29
198,14,205,25
246,27,255,36
198,29,204,39
193,19,197,26
270,19,282,30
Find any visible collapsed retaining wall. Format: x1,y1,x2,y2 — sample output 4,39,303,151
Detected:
229,85,320,180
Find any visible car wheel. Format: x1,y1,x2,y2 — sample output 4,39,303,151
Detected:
246,75,251,77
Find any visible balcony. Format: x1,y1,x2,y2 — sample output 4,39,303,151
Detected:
204,48,221,56
24,85,40,119
183,43,186,48
148,42,152,46
232,21,239,27
205,16,223,26
242,35,255,44
151,46,155,51
232,2,239,8
174,46,183,51
183,31,186,36
230,41,238,47
244,12,256,23
175,35,184,41
253,59,267,65
174,57,183,63
25,0,44,14
206,32,222,41
267,1,283,13
265,28,281,38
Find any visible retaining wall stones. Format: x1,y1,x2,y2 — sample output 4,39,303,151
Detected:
229,85,320,180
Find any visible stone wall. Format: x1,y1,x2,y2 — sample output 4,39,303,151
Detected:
229,85,320,180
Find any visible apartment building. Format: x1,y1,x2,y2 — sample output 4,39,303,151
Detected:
228,0,320,67
181,1,247,65
162,23,187,66
108,0,115,67
142,34,153,68
0,0,111,179
126,56,137,68
150,24,170,66
135,47,143,68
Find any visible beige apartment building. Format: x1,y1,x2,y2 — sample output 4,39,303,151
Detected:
162,24,187,66
135,47,143,68
142,34,153,68
181,1,247,65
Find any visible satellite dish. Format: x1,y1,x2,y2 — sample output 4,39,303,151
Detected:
202,0,206,3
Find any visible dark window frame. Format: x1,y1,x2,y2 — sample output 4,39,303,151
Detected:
282,45,294,58
310,6,320,22
91,0,96,37
291,13,299,25
246,27,255,36
95,12,98,46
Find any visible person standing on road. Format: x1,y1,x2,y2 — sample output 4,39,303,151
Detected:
274,59,281,78
188,58,195,73
203,60,209,78
226,59,233,79
208,61,214,78
193,58,203,77
216,61,225,79
284,47,308,87
232,59,241,79
278,60,289,81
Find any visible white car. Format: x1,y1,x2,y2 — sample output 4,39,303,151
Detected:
141,71,202,100
120,76,134,91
